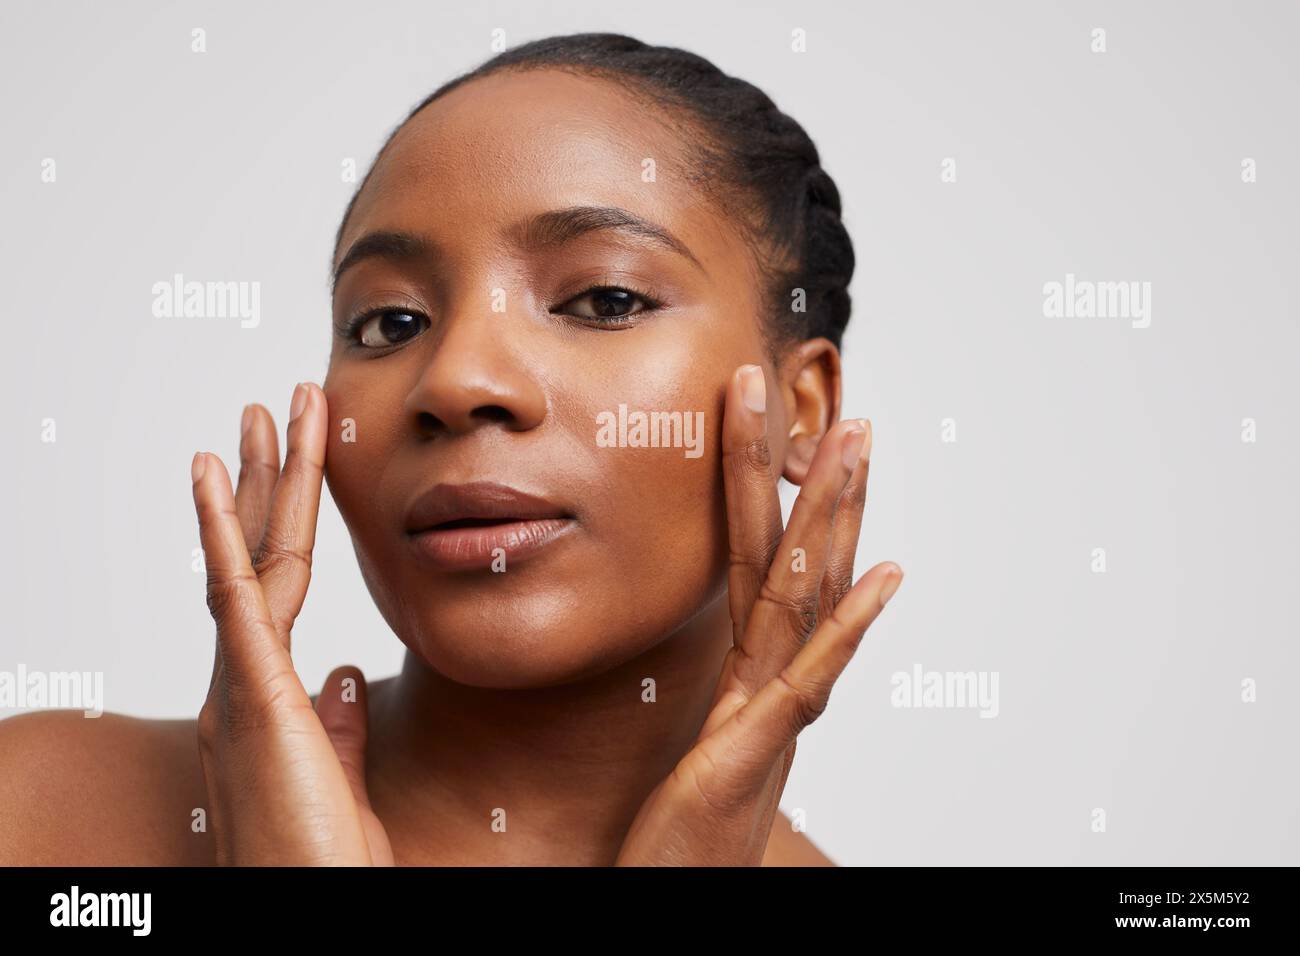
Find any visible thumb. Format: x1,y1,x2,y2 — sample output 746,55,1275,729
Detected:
315,664,373,811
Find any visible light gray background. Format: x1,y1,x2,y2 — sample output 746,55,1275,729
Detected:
1,0,1295,865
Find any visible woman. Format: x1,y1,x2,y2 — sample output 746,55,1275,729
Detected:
0,33,901,866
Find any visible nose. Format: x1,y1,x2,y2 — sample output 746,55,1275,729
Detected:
404,300,547,437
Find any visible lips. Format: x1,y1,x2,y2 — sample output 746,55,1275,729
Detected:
403,481,577,571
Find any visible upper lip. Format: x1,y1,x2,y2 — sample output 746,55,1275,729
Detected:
404,481,574,534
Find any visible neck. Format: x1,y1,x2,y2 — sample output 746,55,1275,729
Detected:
365,593,734,865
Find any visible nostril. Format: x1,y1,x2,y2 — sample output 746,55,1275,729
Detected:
472,405,513,424
414,404,517,436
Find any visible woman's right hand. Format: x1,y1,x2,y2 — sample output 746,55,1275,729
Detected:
191,382,393,866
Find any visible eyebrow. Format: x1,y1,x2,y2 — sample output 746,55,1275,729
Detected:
515,205,706,274
332,231,433,293
332,204,705,291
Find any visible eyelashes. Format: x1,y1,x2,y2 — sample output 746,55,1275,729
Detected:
340,308,429,348
336,281,665,349
552,282,663,325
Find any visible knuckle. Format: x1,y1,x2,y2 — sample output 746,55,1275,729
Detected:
727,547,774,577
741,435,772,473
725,434,773,475
837,474,866,511
283,443,325,477
757,580,819,644
820,571,853,616
826,615,871,659
254,673,302,716
826,601,868,639
673,754,740,817
251,528,313,579
237,457,278,491
204,573,258,623
795,604,819,644
776,668,829,730
803,488,840,526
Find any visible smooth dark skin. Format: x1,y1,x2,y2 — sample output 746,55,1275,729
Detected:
0,69,901,866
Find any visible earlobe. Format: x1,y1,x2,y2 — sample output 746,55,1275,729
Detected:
776,339,842,486
782,430,820,485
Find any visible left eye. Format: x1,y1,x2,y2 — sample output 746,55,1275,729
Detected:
353,309,429,347
556,286,653,322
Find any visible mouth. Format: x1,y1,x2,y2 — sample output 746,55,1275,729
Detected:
403,482,578,571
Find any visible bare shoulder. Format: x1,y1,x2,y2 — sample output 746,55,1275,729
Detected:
762,810,836,866
0,709,213,866
0,705,835,867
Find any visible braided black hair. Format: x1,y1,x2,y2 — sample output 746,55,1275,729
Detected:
334,32,855,353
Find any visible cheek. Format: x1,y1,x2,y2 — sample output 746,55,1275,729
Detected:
320,375,403,548
321,378,368,510
576,332,741,616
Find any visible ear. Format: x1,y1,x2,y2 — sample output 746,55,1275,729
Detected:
776,338,842,485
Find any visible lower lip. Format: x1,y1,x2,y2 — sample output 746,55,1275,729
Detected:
405,518,577,571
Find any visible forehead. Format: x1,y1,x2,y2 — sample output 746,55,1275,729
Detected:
337,68,742,276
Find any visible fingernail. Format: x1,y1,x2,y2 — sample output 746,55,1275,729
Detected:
191,452,207,483
289,383,308,422
741,365,766,414
879,567,903,606
858,419,872,463
841,425,867,469
241,405,253,437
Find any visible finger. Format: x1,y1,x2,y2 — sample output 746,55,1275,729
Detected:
316,665,373,812
734,562,902,769
819,419,871,624
721,365,784,646
252,382,327,649
235,403,281,555
744,419,868,675
191,450,291,683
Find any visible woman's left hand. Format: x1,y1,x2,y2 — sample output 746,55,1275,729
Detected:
616,364,902,866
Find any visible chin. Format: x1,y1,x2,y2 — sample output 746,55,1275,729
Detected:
361,574,641,689
406,606,658,690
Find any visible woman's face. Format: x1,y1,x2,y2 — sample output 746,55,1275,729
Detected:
323,68,789,688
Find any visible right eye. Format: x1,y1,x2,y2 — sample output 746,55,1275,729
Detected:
349,309,430,348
